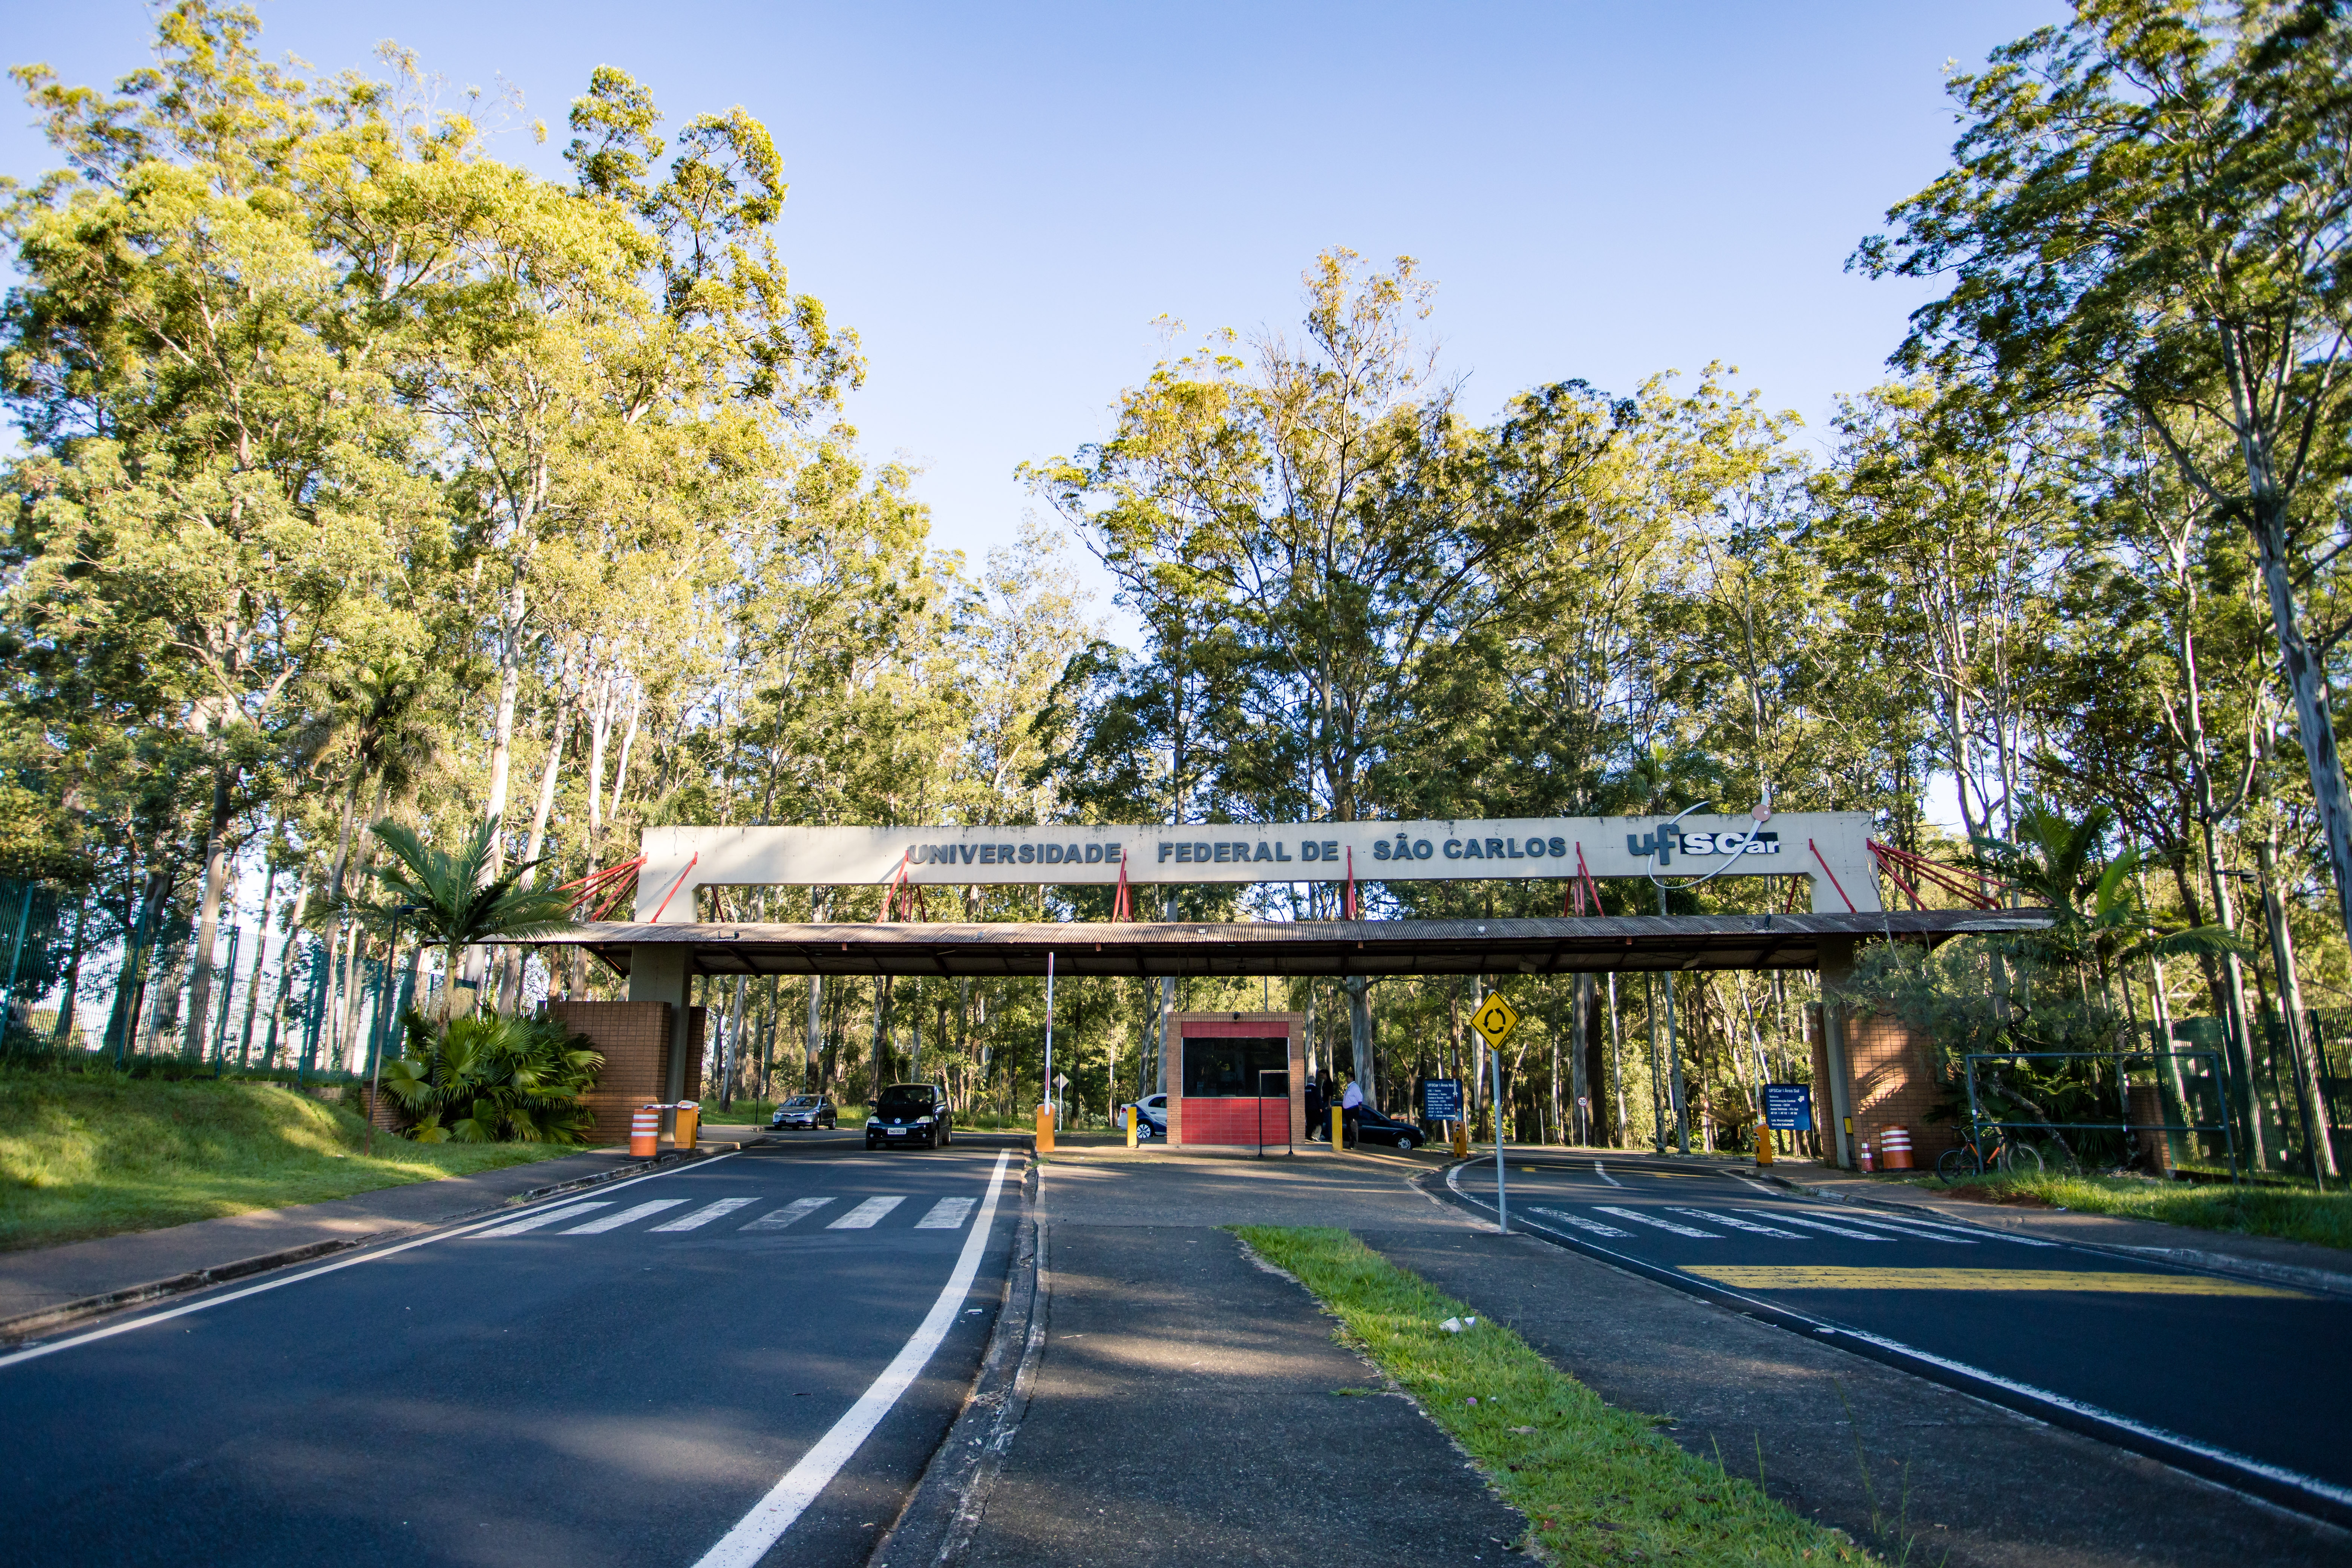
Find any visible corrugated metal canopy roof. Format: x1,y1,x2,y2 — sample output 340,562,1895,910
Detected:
542,909,2050,979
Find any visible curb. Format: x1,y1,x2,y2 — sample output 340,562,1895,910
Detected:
869,1160,1045,1568
0,1144,731,1348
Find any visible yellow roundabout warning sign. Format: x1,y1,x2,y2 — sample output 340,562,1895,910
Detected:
1471,993,1521,1049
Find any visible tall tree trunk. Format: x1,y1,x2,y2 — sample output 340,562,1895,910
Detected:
869,973,894,1107
234,862,277,1065
50,890,86,1046
2202,824,2268,1169
805,888,828,1092
2256,828,2337,1180
2247,496,2352,963
260,882,310,1068
1570,974,1591,1145
183,768,234,1060
1343,975,1375,1111
499,704,573,1012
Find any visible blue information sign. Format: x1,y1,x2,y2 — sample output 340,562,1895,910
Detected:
1762,1083,1813,1131
1421,1078,1463,1122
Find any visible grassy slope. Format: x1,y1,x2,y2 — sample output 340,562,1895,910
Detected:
1236,1226,1873,1566
0,1071,571,1252
1923,1171,2352,1252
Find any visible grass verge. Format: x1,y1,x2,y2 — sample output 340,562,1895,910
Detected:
1233,1226,1872,1565
1,1070,574,1252
1923,1171,2352,1252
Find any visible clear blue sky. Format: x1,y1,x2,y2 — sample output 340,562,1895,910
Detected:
3,0,2063,636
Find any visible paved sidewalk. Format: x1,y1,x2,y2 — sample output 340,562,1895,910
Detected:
0,1145,645,1328
942,1155,1527,1566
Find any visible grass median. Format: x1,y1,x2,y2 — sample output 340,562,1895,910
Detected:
1925,1170,2352,1251
1234,1225,1872,1566
1,1069,574,1252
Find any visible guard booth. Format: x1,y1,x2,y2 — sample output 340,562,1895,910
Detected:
1162,1013,1305,1149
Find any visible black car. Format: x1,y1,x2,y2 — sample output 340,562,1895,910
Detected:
1315,1101,1429,1152
770,1095,837,1131
866,1082,954,1149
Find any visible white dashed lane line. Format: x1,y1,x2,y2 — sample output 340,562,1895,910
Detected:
565,1199,690,1234
740,1197,835,1231
650,1197,760,1233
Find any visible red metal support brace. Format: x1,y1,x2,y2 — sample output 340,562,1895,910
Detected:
1112,853,1134,922
649,852,700,922
1567,843,1603,916
1344,847,1359,920
1806,839,1857,913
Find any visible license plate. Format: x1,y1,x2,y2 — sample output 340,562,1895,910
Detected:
886,1129,905,1137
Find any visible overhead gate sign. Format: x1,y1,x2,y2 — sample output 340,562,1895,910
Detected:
633,813,1880,919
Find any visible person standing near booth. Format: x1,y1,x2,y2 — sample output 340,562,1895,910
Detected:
1304,1075,1326,1140
1340,1077,1363,1149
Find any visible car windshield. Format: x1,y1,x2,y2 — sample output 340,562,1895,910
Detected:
876,1086,936,1112
783,1096,817,1109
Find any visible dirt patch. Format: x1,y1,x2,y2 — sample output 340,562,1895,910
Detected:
1939,1184,2056,1209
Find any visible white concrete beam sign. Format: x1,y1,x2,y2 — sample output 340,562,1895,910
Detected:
631,813,1881,919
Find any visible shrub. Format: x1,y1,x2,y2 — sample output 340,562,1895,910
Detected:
379,1011,602,1144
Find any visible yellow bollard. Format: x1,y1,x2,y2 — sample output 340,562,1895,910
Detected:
1126,1104,1138,1149
1331,1105,1345,1149
1451,1119,1470,1159
1035,1102,1055,1154
1756,1129,1775,1167
674,1101,700,1152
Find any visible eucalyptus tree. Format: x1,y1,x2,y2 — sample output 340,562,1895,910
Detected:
2,4,424,1050
1859,0,2352,945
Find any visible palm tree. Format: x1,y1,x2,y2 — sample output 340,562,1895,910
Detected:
357,817,576,1024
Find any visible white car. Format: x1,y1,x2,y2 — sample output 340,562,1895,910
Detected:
1119,1093,1167,1139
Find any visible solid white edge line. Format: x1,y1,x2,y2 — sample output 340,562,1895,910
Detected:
0,1153,737,1373
1442,1161,2352,1513
691,1149,1014,1568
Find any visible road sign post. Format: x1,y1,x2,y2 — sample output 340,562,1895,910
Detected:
1471,993,1522,1233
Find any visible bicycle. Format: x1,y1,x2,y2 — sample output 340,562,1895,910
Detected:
1936,1123,2046,1181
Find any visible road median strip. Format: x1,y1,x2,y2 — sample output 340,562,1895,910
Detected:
1233,1225,1873,1566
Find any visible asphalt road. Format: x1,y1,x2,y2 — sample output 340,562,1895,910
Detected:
1442,1155,2352,1524
0,1130,1022,1568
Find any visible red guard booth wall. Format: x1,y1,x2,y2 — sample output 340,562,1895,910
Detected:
1164,1012,1305,1148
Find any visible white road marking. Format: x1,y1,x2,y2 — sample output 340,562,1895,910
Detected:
1742,1210,1894,1241
1530,1207,1633,1237
0,1155,737,1373
1592,1162,1625,1188
1595,1205,1720,1238
1819,1213,1978,1245
1833,1211,2050,1246
1670,1207,1805,1238
650,1197,760,1233
828,1196,906,1230
564,1199,689,1234
740,1197,835,1231
474,1200,612,1237
914,1197,976,1230
692,1152,1013,1568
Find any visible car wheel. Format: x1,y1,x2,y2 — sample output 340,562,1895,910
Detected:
1398,1134,1418,1152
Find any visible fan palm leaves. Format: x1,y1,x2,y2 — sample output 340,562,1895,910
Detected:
355,816,577,1020
1970,801,2251,982
380,1010,603,1143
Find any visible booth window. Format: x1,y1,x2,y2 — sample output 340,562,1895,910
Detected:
1181,1037,1288,1098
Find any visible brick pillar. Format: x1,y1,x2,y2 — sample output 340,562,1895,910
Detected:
1842,1010,1958,1167
546,1000,673,1146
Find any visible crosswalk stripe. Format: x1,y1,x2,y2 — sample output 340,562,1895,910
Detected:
740,1197,835,1232
1595,1205,1720,1239
1531,1207,1632,1237
914,1197,976,1230
1739,1209,1894,1242
1830,1211,2046,1246
650,1197,760,1233
1821,1213,1978,1245
828,1196,906,1230
1670,1207,1805,1238
476,1200,611,1237
564,1199,690,1234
